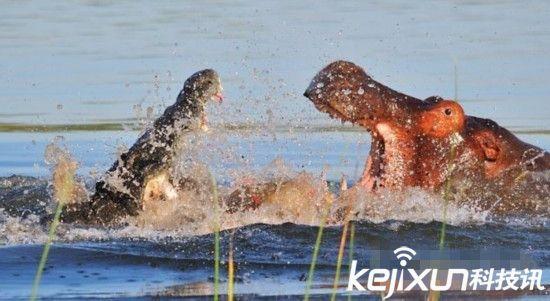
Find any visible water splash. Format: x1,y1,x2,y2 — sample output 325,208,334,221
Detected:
32,140,81,300
0,130,547,245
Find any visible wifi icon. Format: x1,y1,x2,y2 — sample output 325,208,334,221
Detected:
394,246,416,267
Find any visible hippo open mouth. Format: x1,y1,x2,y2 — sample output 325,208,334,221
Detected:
303,90,392,185
304,61,467,190
304,61,549,218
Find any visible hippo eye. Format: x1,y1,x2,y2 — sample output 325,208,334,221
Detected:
444,108,452,116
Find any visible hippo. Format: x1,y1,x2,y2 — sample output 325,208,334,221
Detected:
61,69,223,224
303,61,549,216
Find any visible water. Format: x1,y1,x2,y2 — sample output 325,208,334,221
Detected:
2,1,550,131
1,222,549,299
0,0,549,299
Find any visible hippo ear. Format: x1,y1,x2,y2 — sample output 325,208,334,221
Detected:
475,132,500,162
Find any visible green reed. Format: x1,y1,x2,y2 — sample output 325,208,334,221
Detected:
429,140,458,301
227,231,235,301
347,222,356,301
304,219,326,301
438,142,457,249
210,174,221,301
439,62,460,250
330,220,349,301
30,202,64,301
432,64,460,301
214,231,220,301
304,200,332,301
331,178,352,301
30,151,77,301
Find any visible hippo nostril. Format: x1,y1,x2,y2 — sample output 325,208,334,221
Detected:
445,108,452,116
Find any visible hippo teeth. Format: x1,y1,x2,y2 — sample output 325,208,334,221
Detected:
314,102,354,124
371,140,385,189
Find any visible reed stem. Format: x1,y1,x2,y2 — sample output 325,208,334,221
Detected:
347,222,355,301
304,201,331,301
330,221,349,301
433,129,460,301
30,148,76,301
439,63,459,250
439,131,459,248
211,174,220,301
227,231,235,301
30,201,64,301
331,178,352,301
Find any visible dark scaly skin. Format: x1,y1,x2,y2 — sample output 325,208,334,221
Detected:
61,69,222,224
304,61,549,216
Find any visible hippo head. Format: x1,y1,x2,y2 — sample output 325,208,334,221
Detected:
304,61,465,136
304,61,467,189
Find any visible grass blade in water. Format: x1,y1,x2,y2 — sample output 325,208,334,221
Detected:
30,144,77,301
227,232,235,301
210,174,221,301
